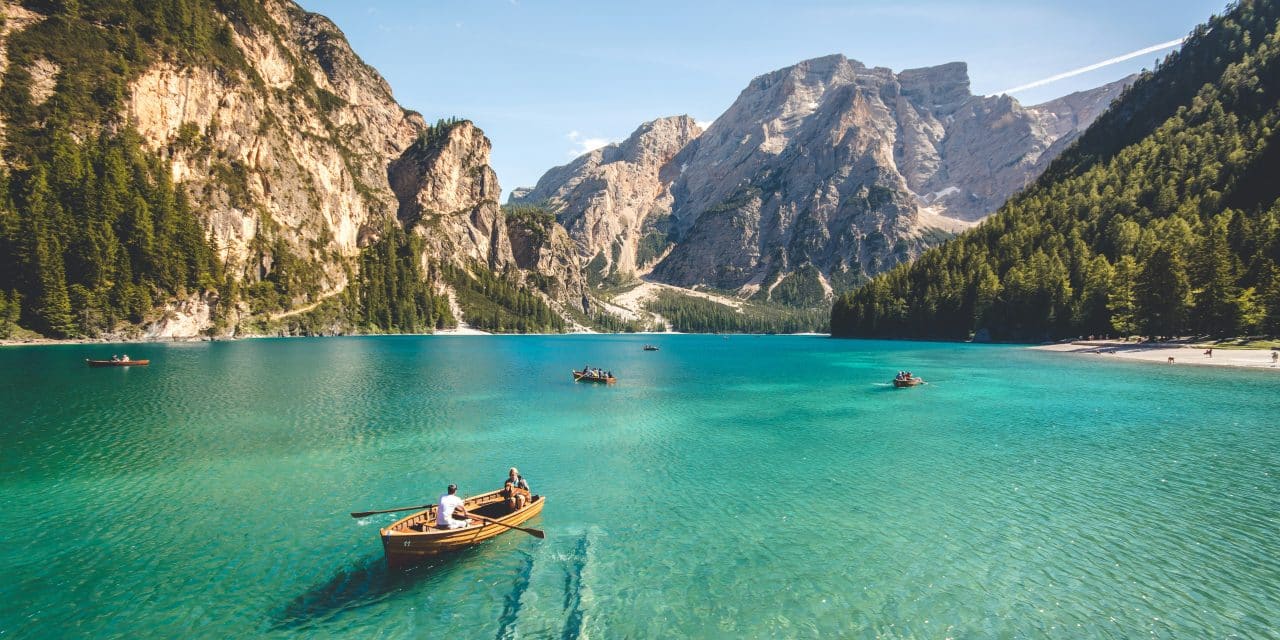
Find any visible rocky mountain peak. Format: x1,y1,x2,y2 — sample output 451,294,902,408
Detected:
605,115,701,167
509,115,702,279
520,54,1134,304
898,61,971,114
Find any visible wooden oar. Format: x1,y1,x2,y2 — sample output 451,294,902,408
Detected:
350,503,433,519
469,513,545,539
352,504,545,539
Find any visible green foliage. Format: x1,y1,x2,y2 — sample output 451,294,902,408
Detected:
0,290,21,338
585,310,646,333
350,225,452,333
503,204,557,243
635,212,673,268
832,0,1280,341
644,291,828,334
771,265,827,307
0,132,220,337
444,263,565,334
410,117,467,156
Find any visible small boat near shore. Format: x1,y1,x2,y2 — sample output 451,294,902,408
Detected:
643,344,659,351
892,373,923,387
86,359,150,367
380,489,545,565
573,369,616,383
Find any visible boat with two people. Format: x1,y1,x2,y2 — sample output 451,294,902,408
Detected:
573,366,616,383
354,486,546,566
892,371,923,387
86,355,150,367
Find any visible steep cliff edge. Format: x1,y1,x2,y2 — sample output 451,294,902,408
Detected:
0,0,584,338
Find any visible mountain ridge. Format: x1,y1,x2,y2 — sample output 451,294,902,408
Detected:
513,54,1132,305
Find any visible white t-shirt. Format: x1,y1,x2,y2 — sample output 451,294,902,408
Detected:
437,494,465,527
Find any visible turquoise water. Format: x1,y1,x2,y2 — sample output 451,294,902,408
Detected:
1,336,1278,638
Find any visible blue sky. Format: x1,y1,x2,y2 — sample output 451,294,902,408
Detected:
296,0,1227,199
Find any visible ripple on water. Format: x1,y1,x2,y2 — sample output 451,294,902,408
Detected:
0,336,1277,638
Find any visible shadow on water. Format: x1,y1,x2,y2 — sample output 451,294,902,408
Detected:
270,550,473,632
274,528,593,639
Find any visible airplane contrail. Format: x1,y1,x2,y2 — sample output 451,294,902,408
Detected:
997,37,1186,95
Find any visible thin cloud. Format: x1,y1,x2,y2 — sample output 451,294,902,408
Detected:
567,131,613,157
997,38,1185,95
695,119,714,131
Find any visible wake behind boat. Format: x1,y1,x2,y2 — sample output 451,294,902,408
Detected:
379,489,545,565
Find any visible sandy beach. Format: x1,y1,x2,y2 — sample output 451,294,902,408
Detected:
1032,341,1280,371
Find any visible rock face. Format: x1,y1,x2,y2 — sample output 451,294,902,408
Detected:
516,54,1130,302
125,0,426,300
511,116,701,280
388,122,510,270
0,0,583,334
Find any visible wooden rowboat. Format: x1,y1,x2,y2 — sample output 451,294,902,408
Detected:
893,377,923,388
380,489,545,565
86,359,150,367
578,368,616,381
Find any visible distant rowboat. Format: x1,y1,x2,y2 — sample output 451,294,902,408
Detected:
86,359,150,367
892,376,923,388
573,369,616,383
643,345,659,351
380,489,545,565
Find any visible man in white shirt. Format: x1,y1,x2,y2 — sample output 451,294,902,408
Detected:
436,484,472,529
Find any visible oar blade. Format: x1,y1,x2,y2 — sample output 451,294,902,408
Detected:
528,528,546,539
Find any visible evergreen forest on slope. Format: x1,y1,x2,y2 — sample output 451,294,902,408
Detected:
832,0,1280,342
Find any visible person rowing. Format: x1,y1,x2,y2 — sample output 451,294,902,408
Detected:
436,484,473,529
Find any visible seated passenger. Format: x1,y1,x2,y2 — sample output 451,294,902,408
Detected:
503,467,530,509
501,480,524,511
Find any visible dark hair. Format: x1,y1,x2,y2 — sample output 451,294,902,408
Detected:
447,484,457,494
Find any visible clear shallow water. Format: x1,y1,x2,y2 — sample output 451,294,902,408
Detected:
1,336,1278,638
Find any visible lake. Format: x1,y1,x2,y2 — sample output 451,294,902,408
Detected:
1,335,1277,637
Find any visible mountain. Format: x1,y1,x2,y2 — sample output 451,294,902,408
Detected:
512,115,701,283
831,0,1280,341
513,56,1130,305
0,0,585,339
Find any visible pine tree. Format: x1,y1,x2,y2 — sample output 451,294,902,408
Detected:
1189,225,1241,336
1135,247,1190,339
1109,256,1140,337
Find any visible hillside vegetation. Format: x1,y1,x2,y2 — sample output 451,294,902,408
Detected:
832,0,1280,341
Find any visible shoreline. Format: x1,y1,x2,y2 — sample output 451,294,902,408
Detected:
1,330,832,348
1031,341,1280,371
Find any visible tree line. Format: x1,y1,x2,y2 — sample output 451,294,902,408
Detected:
832,0,1280,342
646,291,829,334
443,262,566,334
0,132,222,337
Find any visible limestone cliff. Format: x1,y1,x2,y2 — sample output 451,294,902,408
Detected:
0,0,584,337
511,116,702,281
516,55,1130,303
